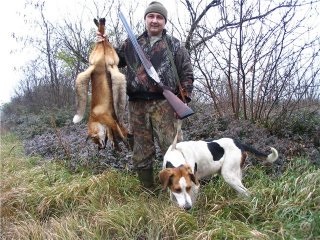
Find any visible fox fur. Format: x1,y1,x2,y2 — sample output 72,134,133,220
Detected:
73,18,127,149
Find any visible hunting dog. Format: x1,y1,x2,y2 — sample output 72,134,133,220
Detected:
73,18,128,149
159,123,279,210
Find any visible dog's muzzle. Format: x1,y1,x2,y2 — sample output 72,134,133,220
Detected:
171,192,193,211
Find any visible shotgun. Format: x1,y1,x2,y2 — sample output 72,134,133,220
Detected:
119,11,194,119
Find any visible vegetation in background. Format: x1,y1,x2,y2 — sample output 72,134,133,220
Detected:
3,0,319,133
1,133,319,239
1,106,75,139
1,1,319,238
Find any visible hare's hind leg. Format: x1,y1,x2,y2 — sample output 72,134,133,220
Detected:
73,65,95,123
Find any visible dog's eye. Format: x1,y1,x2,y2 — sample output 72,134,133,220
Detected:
186,186,191,192
174,187,182,193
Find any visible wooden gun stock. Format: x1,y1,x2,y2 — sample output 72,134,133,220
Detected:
162,89,194,119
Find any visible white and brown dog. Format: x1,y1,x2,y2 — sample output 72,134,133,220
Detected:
159,124,279,210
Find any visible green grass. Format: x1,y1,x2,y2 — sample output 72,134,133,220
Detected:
1,133,319,240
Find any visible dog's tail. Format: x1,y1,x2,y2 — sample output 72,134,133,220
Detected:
171,119,182,150
241,143,279,163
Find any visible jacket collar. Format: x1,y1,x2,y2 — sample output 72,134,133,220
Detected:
140,29,167,39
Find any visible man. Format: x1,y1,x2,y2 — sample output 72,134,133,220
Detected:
103,1,194,189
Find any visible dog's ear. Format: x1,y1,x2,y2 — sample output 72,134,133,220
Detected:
165,162,175,168
189,172,199,186
186,164,199,186
159,169,174,190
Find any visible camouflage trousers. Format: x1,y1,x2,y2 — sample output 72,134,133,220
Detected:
128,99,182,170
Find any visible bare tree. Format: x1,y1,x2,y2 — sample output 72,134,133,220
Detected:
179,0,320,125
8,0,320,132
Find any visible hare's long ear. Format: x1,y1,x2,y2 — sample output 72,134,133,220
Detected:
94,18,99,27
99,18,106,25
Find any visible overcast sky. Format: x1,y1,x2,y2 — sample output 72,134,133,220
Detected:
0,0,101,105
0,0,25,105
0,0,180,105
1,0,319,105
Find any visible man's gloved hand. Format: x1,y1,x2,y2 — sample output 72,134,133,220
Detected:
177,87,191,103
96,31,106,42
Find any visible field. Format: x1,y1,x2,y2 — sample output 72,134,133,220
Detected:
1,133,319,240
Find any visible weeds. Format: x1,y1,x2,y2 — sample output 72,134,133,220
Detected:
1,133,319,239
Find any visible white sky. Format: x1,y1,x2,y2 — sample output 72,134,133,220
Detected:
0,0,101,105
0,0,25,105
0,0,318,105
0,0,179,105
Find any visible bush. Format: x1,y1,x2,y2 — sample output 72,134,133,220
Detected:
267,109,320,139
1,106,75,139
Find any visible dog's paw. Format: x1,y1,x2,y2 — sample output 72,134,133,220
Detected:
239,191,250,198
73,115,83,123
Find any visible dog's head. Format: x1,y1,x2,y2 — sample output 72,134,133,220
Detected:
159,163,199,210
87,122,107,149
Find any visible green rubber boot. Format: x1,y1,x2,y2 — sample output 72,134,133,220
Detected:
137,169,154,190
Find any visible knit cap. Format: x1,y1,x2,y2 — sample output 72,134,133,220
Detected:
144,1,168,22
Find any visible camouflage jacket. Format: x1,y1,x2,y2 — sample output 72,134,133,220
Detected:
117,29,194,102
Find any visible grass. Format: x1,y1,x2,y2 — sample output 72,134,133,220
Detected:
1,133,319,240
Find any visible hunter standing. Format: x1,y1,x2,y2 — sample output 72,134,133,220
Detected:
102,1,194,189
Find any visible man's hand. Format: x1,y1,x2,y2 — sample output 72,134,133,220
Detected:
177,87,191,103
96,31,106,42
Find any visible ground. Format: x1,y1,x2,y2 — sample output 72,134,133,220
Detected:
23,116,320,175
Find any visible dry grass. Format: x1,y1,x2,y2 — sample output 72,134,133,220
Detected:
1,133,319,239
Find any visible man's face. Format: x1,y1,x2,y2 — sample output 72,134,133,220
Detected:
145,12,166,36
